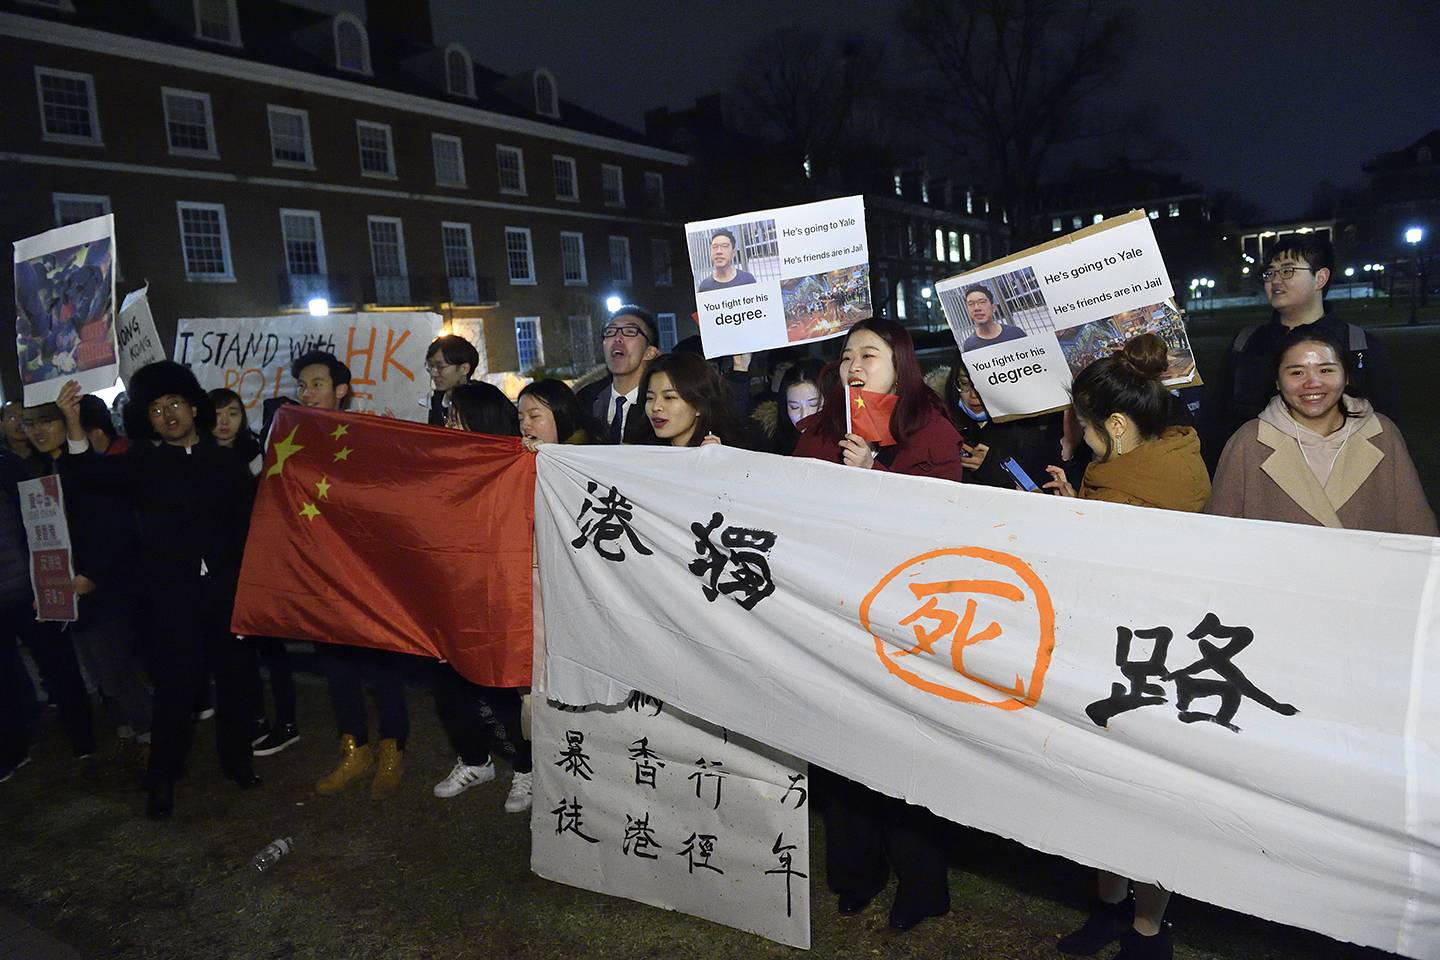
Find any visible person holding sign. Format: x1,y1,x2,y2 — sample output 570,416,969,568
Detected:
641,353,752,448
958,284,1026,352
791,319,961,932
1208,326,1435,536
696,230,757,292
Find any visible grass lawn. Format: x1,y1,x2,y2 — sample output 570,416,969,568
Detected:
0,670,1402,960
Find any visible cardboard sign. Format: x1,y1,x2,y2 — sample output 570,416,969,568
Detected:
17,476,76,622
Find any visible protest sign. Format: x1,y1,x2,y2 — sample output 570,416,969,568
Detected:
536,444,1440,959
14,214,119,404
175,312,441,429
936,211,1198,418
685,196,871,359
17,476,77,622
531,695,810,948
117,284,165,384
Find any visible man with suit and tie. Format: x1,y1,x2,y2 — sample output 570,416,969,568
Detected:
574,305,661,444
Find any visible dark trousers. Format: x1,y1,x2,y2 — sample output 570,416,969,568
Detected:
0,625,29,770
431,663,531,773
320,645,408,747
252,637,297,728
146,580,256,783
821,772,950,916
18,615,95,757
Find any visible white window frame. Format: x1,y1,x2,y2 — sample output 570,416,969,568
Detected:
560,231,587,286
34,66,102,146
161,86,218,159
356,120,396,179
644,171,665,211
443,44,474,98
52,192,110,227
366,215,409,304
533,69,558,118
279,208,327,277
515,317,544,370
602,163,625,207
266,105,313,169
504,226,536,286
496,145,527,195
193,0,241,47
656,313,678,351
175,201,235,283
334,13,371,75
432,133,466,187
651,238,672,287
552,155,578,201
608,235,632,286
440,222,478,304
568,314,596,369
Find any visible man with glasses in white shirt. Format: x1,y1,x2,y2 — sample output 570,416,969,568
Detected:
575,305,662,444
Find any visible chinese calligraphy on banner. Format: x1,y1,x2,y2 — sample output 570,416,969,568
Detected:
17,476,77,622
534,443,1440,960
530,694,810,949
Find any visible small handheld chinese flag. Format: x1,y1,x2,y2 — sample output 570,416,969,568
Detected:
846,386,897,446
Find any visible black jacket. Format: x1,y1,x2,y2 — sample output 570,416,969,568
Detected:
956,412,1062,490
31,451,140,624
575,376,655,445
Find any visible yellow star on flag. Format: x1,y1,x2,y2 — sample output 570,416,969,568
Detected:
333,446,353,462
299,502,321,521
853,394,866,408
315,476,331,500
266,427,304,478
331,424,349,440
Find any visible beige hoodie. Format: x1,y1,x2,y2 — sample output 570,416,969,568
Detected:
1257,394,1373,488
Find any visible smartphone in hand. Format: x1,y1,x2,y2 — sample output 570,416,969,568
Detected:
1001,457,1040,492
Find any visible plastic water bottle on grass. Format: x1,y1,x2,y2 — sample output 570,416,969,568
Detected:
250,837,295,872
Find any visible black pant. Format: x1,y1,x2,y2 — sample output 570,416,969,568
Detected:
145,580,256,783
821,772,950,916
0,623,30,770
252,637,297,728
18,614,95,757
430,663,531,772
320,645,408,747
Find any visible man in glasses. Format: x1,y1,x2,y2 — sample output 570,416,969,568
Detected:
423,335,480,426
1199,235,1398,466
575,305,662,444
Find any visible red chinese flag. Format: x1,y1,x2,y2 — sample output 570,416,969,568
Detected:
847,386,897,447
232,406,535,687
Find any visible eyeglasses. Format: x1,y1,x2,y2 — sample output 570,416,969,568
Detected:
601,325,650,342
425,362,455,375
1260,265,1315,283
147,398,189,418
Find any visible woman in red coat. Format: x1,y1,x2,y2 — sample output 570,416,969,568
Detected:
792,318,963,932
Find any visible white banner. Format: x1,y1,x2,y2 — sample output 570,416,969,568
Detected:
535,444,1440,959
14,214,119,404
935,211,1197,418
685,196,871,359
174,312,441,429
531,695,810,948
117,283,165,384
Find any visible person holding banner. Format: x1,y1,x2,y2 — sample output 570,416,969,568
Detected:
518,379,595,450
791,318,961,932
1207,326,1435,535
1039,334,1208,959
641,353,753,448
55,364,258,820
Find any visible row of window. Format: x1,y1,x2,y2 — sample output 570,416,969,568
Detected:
33,67,663,208
1050,206,1176,234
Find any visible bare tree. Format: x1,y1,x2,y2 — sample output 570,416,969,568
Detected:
898,0,1135,241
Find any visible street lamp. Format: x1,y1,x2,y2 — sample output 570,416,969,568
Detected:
605,295,623,314
1406,226,1425,246
1406,226,1429,324
307,298,329,317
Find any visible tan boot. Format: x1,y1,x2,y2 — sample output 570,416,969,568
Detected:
370,738,404,799
316,734,375,794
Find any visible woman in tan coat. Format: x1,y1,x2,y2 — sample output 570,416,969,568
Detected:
1208,325,1435,536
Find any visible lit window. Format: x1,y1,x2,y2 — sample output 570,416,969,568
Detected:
515,317,543,370
651,239,672,287
505,227,535,285
35,67,101,145
432,133,465,187
194,0,240,46
895,280,906,319
1092,213,1104,224
1052,217,1062,233
279,209,326,277
935,228,945,261
53,193,109,227
267,106,312,167
534,70,558,117
176,202,234,281
948,231,960,263
356,121,395,177
560,232,587,286
962,232,972,262
162,88,217,157
1168,202,1180,218
1072,216,1082,229
445,46,473,98
921,181,930,204
334,15,370,74
965,190,973,214
644,172,665,212
602,164,625,206
608,236,632,285
1148,209,1159,220
367,216,409,305
441,223,478,304
893,173,903,197
497,145,526,194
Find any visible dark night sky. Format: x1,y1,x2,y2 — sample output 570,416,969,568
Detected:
332,1,1439,221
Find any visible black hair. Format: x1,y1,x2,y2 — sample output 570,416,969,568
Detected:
448,381,520,436
208,387,262,460
1266,235,1335,296
639,352,750,448
962,284,995,303
290,350,353,387
1069,333,1171,460
1273,324,1362,420
773,358,827,453
712,229,737,248
941,351,984,423
608,304,659,346
425,335,480,377
518,378,592,444
23,402,63,423
123,360,216,441
77,394,116,440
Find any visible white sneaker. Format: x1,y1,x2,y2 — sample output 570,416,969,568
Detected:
504,771,533,813
432,758,495,798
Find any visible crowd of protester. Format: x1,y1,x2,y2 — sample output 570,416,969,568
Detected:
0,235,1432,960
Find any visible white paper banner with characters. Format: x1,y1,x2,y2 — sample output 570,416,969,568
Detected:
936,211,1198,419
117,284,166,384
535,444,1440,959
685,196,872,359
531,694,811,948
174,312,441,429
